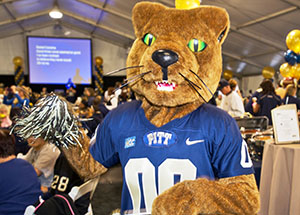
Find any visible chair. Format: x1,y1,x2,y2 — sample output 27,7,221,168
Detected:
69,177,100,215
235,116,269,131
24,177,100,215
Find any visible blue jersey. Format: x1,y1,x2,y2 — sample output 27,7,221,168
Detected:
90,100,254,214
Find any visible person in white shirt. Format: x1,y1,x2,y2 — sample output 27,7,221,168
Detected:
18,137,60,193
218,79,245,117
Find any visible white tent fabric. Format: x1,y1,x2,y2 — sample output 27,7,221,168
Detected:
0,0,299,89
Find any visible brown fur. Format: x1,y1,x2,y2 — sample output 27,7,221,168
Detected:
152,174,260,215
60,129,107,180
126,2,260,214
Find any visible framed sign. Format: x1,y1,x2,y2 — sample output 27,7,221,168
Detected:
272,104,300,144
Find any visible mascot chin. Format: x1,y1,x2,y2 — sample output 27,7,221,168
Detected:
90,1,260,215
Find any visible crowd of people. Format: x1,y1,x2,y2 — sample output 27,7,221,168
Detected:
1,77,300,214
0,82,132,215
214,78,300,125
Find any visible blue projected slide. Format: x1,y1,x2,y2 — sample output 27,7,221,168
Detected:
27,36,92,85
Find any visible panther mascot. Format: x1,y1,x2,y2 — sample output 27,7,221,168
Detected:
90,1,260,215
12,1,259,215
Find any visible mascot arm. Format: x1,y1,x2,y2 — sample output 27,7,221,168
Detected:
60,130,107,180
152,174,259,215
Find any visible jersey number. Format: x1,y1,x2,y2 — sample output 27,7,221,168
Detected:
241,140,253,168
124,143,252,214
124,158,196,214
51,175,69,192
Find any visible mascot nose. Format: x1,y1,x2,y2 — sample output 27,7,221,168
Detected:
152,49,178,68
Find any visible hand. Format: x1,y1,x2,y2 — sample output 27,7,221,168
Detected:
11,85,16,94
152,181,195,215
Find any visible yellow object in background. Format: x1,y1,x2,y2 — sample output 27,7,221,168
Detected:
95,56,103,66
223,69,233,80
280,63,292,78
262,66,275,79
13,56,23,67
291,64,300,80
175,0,200,9
286,29,300,54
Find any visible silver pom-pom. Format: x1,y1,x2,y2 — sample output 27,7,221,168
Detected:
11,92,82,148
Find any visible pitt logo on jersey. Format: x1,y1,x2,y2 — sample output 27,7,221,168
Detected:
143,131,177,147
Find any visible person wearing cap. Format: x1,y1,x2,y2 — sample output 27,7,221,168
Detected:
218,79,245,117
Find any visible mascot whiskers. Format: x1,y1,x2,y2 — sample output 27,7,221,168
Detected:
90,1,260,215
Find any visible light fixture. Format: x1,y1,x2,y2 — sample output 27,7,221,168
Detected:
49,6,63,19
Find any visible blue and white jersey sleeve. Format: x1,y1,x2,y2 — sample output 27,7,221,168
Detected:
89,115,120,168
211,118,253,178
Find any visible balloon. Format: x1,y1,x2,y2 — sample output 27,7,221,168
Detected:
13,56,23,66
262,66,275,79
223,70,233,80
280,63,292,78
95,56,103,66
284,50,298,65
175,0,200,9
286,29,300,54
292,64,300,80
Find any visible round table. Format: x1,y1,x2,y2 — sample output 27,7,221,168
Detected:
259,141,300,215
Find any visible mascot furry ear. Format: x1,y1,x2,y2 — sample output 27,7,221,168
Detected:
90,1,260,215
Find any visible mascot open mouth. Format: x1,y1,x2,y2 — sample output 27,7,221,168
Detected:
155,80,177,91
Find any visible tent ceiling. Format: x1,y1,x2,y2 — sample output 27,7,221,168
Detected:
0,0,299,77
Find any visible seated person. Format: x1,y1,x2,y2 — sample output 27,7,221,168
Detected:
82,96,104,138
78,96,91,118
3,85,30,108
11,93,107,214
0,104,12,128
9,107,30,155
16,134,91,215
0,128,42,215
18,136,60,192
42,152,91,215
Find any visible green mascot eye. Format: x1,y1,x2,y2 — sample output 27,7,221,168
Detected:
188,39,206,52
143,33,156,46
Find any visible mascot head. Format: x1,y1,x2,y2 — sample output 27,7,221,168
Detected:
126,2,229,109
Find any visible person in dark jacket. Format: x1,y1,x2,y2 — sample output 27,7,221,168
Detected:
252,79,282,125
82,96,104,138
0,129,42,215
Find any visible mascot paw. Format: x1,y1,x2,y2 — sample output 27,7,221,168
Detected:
152,175,260,215
152,180,197,215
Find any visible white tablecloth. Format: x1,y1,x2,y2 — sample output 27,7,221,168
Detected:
259,141,300,215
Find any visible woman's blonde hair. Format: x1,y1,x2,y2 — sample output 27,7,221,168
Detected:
17,86,30,98
229,79,237,90
0,104,10,114
285,84,296,97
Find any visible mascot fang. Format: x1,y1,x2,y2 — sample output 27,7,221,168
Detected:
90,1,260,215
